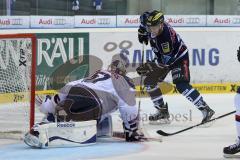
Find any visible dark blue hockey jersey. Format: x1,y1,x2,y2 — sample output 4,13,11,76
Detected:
140,13,188,66
149,22,188,66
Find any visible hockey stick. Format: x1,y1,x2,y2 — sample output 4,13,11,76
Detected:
157,110,236,136
139,43,145,95
137,44,158,140
137,43,145,115
138,44,145,122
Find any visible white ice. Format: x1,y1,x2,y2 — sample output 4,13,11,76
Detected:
0,93,238,160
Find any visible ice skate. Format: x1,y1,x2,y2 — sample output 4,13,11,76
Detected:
199,103,215,124
149,103,171,125
223,140,240,158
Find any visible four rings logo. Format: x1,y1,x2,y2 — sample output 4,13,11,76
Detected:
97,18,111,25
54,19,66,25
0,18,23,25
11,18,23,25
232,18,240,24
186,17,200,24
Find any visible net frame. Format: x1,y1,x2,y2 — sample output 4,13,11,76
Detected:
0,33,36,133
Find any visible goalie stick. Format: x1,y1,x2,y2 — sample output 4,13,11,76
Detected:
157,110,236,136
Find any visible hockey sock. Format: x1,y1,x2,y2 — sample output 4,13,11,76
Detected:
146,85,164,109
176,82,206,109
235,92,240,139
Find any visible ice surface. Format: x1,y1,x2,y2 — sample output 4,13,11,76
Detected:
0,94,238,160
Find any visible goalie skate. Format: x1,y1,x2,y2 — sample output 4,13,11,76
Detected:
24,131,42,148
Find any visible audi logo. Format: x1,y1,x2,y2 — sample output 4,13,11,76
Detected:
186,17,200,24
97,18,111,25
11,19,23,25
54,19,66,25
233,18,240,24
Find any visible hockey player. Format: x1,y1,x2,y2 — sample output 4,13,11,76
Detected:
24,60,144,148
223,47,240,157
137,10,215,123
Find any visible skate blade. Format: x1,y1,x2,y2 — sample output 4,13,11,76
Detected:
149,119,171,125
224,153,240,158
198,119,216,128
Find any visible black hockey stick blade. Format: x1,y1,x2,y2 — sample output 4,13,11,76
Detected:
157,130,172,136
157,110,236,136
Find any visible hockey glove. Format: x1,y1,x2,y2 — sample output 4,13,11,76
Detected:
136,63,150,76
138,26,148,45
238,46,240,62
136,61,169,77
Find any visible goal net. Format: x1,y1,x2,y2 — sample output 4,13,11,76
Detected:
0,34,36,139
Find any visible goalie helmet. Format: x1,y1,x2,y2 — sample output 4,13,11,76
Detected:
146,10,164,26
108,60,126,76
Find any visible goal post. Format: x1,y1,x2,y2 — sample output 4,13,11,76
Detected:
0,33,36,138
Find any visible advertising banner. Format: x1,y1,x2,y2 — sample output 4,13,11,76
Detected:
31,16,74,28
0,16,29,29
89,29,240,83
207,15,240,26
165,15,206,26
74,16,116,28
36,33,89,90
116,15,207,27
2,15,240,29
117,15,140,27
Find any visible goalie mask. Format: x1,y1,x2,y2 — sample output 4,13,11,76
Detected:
108,60,126,76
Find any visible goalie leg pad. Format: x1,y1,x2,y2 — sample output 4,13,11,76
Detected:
24,120,97,148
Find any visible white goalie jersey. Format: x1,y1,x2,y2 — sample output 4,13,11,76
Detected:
27,70,140,148
42,70,138,129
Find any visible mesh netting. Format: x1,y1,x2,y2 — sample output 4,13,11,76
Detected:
0,38,33,139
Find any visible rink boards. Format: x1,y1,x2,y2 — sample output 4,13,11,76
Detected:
0,82,239,104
